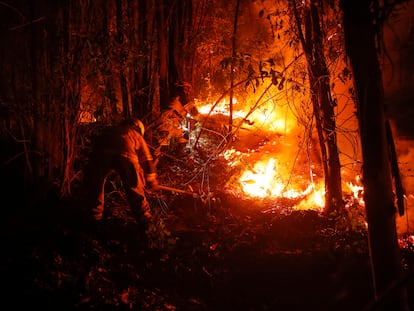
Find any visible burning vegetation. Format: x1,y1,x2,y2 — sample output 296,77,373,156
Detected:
1,0,414,309
148,84,365,218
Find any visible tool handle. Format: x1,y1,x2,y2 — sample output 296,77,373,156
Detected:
158,185,185,193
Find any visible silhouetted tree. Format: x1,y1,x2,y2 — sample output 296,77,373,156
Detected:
289,0,344,214
341,0,408,309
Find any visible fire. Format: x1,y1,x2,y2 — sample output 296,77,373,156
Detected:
193,96,327,210
194,98,295,133
239,158,325,209
345,175,365,206
294,184,325,210
196,98,244,119
192,96,360,211
240,158,284,197
236,155,325,210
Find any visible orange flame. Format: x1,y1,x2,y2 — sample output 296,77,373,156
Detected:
195,98,295,133
240,158,283,197
237,156,325,210
193,96,358,211
345,175,365,206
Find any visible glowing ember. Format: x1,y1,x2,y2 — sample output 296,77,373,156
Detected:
398,235,414,249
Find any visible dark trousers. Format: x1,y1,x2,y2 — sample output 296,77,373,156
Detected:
84,152,151,224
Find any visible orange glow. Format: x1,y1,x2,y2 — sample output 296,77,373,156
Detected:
194,96,333,211
194,97,295,134
239,158,284,197
345,175,365,206
196,98,244,119
238,156,326,210
191,90,363,212
294,183,325,210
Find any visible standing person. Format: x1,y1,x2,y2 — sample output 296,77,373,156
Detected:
83,118,159,235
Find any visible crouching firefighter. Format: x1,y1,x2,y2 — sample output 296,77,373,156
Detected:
83,118,159,236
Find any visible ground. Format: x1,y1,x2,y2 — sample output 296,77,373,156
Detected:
1,133,414,311
2,165,414,311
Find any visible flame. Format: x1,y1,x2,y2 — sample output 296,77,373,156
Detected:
240,158,284,197
345,175,365,206
195,97,326,210
294,183,325,210
194,96,361,212
238,157,325,210
195,98,295,133
196,98,245,119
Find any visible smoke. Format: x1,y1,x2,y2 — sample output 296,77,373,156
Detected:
395,138,414,235
381,2,414,235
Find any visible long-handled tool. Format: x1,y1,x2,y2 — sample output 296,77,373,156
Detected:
157,184,200,199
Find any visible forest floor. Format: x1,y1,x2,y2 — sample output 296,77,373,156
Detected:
1,134,414,311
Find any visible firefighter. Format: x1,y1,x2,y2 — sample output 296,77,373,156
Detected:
83,118,159,234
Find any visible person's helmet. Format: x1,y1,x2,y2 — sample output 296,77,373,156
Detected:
121,118,145,135
133,118,145,136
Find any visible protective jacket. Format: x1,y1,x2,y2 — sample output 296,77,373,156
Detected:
84,121,157,225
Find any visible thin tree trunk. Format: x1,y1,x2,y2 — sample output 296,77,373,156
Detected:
157,0,169,110
116,0,130,118
341,0,408,309
58,0,84,196
29,0,44,184
291,0,343,214
229,0,241,135
148,0,161,120
129,0,140,118
132,0,153,119
102,0,117,117
169,0,193,104
170,0,193,85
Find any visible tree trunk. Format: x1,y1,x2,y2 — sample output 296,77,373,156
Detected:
341,0,408,309
291,0,344,214
157,0,169,110
148,0,161,120
116,0,130,118
168,0,194,106
229,0,241,135
128,0,140,118
29,0,45,185
170,0,193,85
27,0,82,197
102,0,117,117
62,0,84,196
